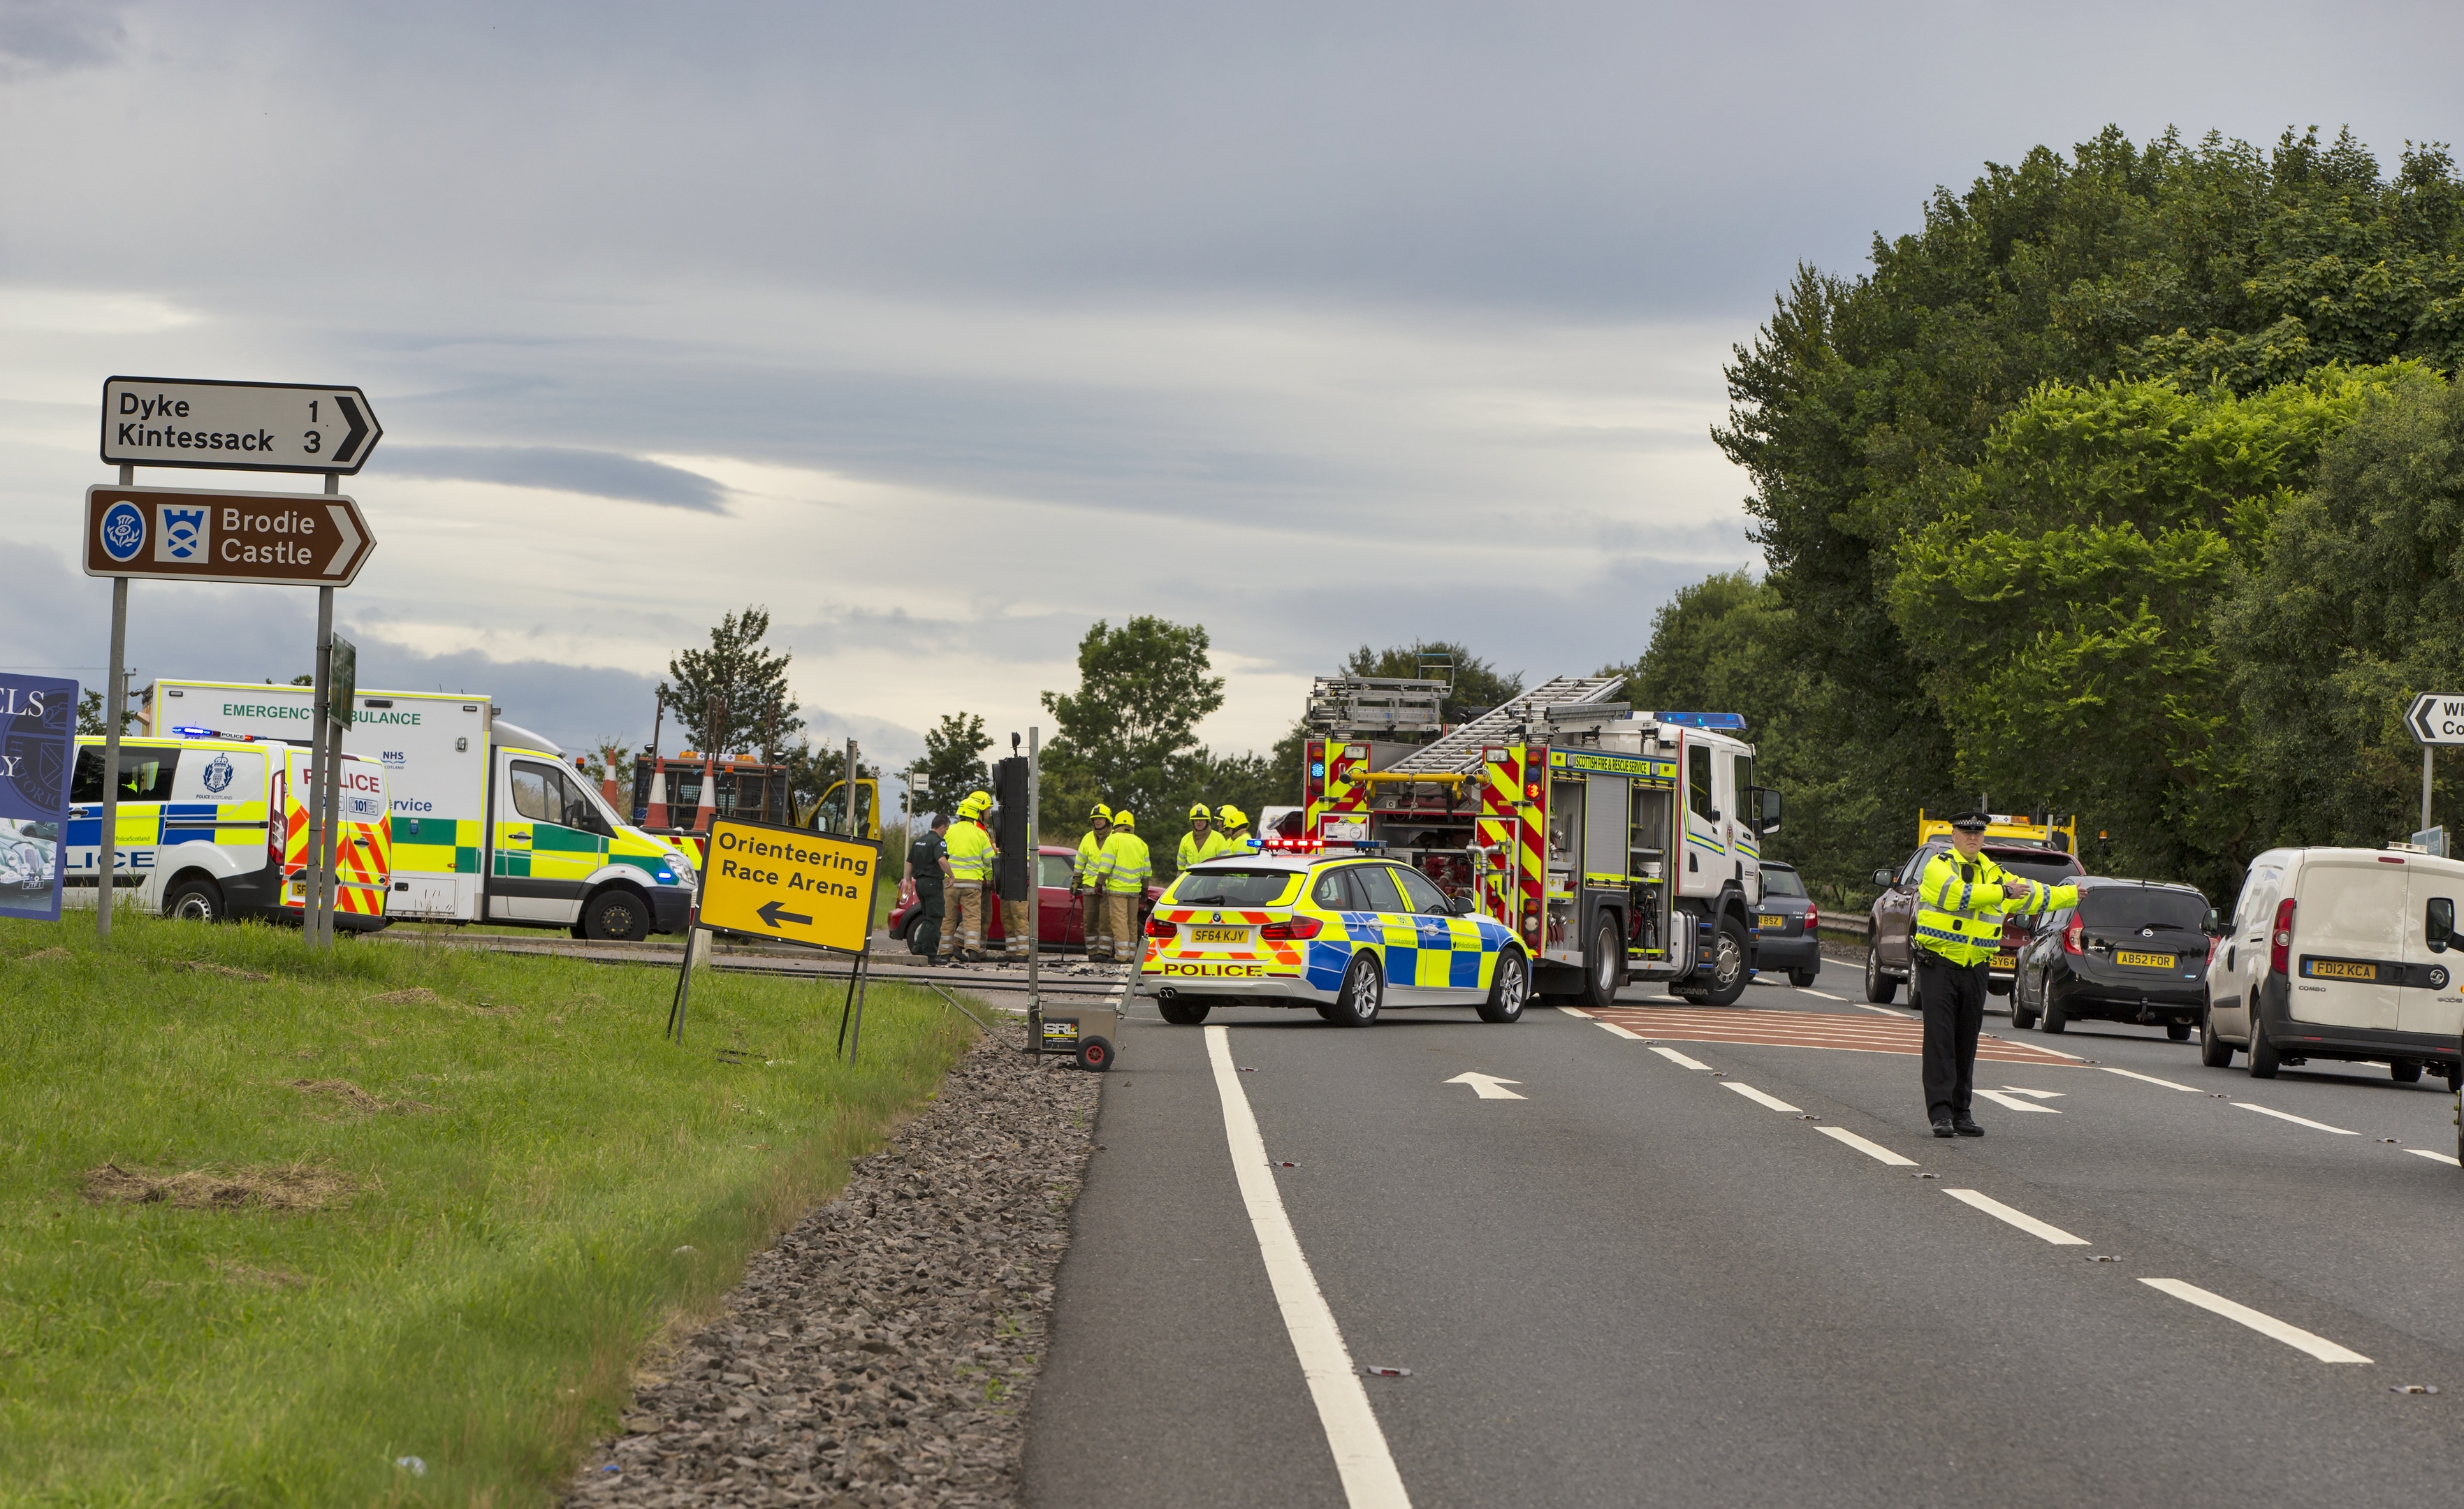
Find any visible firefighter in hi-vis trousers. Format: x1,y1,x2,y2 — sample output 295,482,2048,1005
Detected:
1100,809,1151,966
1914,810,2077,1137
1074,803,1116,961
940,790,997,963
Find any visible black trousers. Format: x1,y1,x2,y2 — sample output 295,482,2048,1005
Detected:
1916,949,1987,1121
911,884,945,959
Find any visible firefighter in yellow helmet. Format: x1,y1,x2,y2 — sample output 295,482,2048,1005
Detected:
1074,802,1116,961
1213,804,1253,854
940,789,998,962
1914,810,2078,1137
1100,809,1151,967
1178,802,1223,870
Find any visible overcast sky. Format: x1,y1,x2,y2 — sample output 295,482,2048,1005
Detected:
4,1,2458,771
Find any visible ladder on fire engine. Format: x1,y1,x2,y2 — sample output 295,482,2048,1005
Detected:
1306,676,1450,736
1386,675,1627,775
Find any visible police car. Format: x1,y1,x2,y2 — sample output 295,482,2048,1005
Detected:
1139,850,1530,1026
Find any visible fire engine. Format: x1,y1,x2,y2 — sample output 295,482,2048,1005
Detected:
1294,671,1780,1007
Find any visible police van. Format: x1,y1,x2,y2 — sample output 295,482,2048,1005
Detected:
145,680,697,938
66,734,393,926
2203,845,2464,1091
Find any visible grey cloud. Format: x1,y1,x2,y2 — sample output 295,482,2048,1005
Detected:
0,0,128,74
372,446,729,512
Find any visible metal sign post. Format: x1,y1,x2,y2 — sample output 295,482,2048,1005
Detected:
1026,725,1041,1048
675,815,884,1060
96,462,129,938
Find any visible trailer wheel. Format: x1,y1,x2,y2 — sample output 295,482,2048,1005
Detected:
1480,949,1529,1023
582,888,650,942
1703,914,1749,1007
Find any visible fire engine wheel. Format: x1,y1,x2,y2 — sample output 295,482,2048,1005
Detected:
1580,922,1621,1009
1479,949,1529,1023
1157,996,1211,1026
1863,944,1900,1004
1328,954,1383,1027
582,888,651,942
1702,915,1749,1007
163,876,224,924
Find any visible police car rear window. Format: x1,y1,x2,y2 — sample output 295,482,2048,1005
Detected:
1167,869,1301,906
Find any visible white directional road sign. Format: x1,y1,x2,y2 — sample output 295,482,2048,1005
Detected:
2409,693,2464,745
101,377,383,475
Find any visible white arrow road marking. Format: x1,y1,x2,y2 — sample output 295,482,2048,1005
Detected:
1647,1044,1712,1070
2099,1065,2198,1091
2236,1103,2358,1135
1204,1027,1413,1509
1444,1072,1524,1100
1973,1089,2060,1114
2139,1278,2372,1363
1722,1081,1803,1114
324,504,362,574
1997,1086,2066,1098
1943,1188,2089,1245
2407,1148,2462,1167
1816,1125,1916,1166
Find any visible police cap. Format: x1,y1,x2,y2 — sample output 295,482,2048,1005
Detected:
1948,810,1991,833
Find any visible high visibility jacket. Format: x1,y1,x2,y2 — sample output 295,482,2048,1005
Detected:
1074,830,1112,888
1914,849,2078,967
1177,830,1226,869
945,819,996,884
1216,825,1253,854
1102,831,1152,893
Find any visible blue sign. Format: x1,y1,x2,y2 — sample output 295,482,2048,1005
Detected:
99,501,145,562
0,673,77,922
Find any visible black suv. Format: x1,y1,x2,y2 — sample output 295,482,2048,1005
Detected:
2009,877,2213,1039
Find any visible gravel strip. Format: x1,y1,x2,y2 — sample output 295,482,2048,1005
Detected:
564,1033,1102,1507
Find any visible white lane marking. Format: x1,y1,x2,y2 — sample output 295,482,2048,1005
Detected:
1443,1071,1524,1100
1556,1005,1593,1019
2099,1065,2198,1092
1597,1021,1646,1041
1816,1125,1917,1166
1722,1081,1804,1114
2139,1278,2372,1363
2409,1148,2463,1167
1851,1003,1910,1017
1202,1027,1413,1508
1795,988,1844,1000
1943,1188,2090,1245
2013,1037,2088,1061
1974,1088,2060,1114
2235,1103,2358,1136
1997,1086,2065,1099
1647,1044,1713,1070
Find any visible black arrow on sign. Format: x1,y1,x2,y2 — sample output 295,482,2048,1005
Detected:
757,898,811,929
331,395,371,465
2414,695,2440,743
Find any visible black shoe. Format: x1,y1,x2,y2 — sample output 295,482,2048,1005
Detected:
1932,1118,1955,1138
1953,1114,1984,1137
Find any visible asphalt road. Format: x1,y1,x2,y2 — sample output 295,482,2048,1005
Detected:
1019,966,2464,1508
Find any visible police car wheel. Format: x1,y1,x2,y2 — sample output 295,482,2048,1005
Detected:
1479,949,1529,1023
582,889,650,942
163,877,224,924
1330,954,1383,1027
1157,996,1210,1026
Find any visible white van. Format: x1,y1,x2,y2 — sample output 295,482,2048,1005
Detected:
2203,845,2464,1090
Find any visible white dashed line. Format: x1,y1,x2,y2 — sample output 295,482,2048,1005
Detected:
1722,1081,1803,1114
1202,1027,1413,1508
1647,1044,1713,1070
2139,1278,2372,1363
1815,1125,1917,1166
2407,1148,2462,1167
1943,1188,2090,1245
1795,988,1844,1001
1851,1003,1910,1017
2099,1065,2199,1092
1556,1005,1593,1019
1597,1020,1645,1041
1973,1088,2060,1114
2235,1103,2358,1135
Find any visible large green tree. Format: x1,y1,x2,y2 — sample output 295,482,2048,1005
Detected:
1040,616,1226,836
659,606,800,757
907,713,993,816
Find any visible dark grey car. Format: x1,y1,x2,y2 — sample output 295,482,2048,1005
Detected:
1752,861,1821,987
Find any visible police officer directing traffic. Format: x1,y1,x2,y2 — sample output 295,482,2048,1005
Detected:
1914,811,2077,1137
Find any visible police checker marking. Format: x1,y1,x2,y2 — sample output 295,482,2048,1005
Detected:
1594,1005,2084,1066
694,817,879,952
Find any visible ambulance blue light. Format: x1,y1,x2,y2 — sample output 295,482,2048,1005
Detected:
1655,711,1749,731
170,725,220,738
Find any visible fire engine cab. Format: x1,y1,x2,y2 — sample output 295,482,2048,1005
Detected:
1295,671,1779,1007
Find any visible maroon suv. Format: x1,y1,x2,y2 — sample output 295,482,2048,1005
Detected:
1863,840,2086,1003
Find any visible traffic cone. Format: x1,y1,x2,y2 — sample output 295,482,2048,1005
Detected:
643,764,669,828
692,751,718,833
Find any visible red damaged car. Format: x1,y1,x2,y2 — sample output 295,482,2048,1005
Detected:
888,844,1162,952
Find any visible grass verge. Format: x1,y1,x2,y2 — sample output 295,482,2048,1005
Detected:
0,912,973,1507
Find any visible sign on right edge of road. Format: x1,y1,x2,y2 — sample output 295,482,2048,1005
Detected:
101,376,384,475
2408,693,2464,745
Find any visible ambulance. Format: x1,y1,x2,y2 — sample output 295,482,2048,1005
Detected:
65,733,393,926
143,680,698,938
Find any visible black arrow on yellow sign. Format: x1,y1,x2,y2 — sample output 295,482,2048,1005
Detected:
757,899,812,929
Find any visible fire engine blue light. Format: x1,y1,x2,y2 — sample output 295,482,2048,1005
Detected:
1655,710,1749,731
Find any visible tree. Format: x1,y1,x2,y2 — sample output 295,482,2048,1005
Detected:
659,606,801,757
1341,641,1525,726
908,713,993,816
1040,616,1225,829
75,690,137,736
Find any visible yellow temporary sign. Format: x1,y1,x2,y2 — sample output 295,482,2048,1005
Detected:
697,817,880,953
